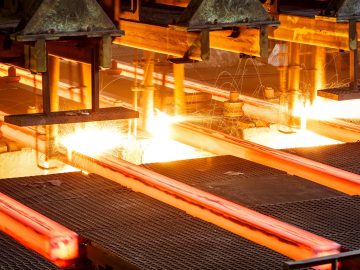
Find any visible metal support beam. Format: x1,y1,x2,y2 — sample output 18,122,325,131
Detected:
287,43,301,128
269,15,360,50
91,48,100,113
141,51,155,131
41,57,50,115
49,56,60,112
349,20,359,92
80,62,92,109
173,63,185,115
115,20,263,58
310,46,327,104
48,55,60,151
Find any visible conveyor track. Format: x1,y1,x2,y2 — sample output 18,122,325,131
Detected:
0,232,61,270
146,154,360,251
0,172,288,270
285,142,360,175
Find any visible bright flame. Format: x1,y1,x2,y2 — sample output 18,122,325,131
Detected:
60,126,124,156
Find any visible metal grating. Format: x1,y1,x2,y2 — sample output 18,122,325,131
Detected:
255,196,360,251
0,232,60,270
145,155,343,207
0,172,288,270
317,87,360,101
284,142,360,175
147,155,360,251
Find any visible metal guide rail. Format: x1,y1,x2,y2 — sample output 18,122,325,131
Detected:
284,142,360,175
0,172,288,270
0,231,61,270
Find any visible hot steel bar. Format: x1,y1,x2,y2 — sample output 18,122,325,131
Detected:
0,193,78,266
171,122,360,195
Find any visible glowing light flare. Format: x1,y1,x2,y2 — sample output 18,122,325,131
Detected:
141,111,212,163
294,97,360,121
244,125,342,149
147,111,183,139
140,138,212,164
0,193,78,266
60,126,125,157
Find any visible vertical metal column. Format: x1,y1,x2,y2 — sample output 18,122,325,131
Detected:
48,55,60,149
80,62,92,109
91,47,100,112
287,42,301,128
173,63,186,115
142,50,155,131
49,56,60,112
310,46,326,104
42,59,51,115
349,20,359,92
277,42,290,132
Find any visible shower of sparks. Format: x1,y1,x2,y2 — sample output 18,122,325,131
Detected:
60,125,126,157
139,111,213,163
59,113,213,164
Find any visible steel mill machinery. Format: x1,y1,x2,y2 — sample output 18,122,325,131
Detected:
1,1,360,270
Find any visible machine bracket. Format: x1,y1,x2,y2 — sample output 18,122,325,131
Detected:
168,30,209,63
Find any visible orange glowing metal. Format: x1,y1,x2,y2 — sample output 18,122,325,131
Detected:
0,119,343,264
0,193,78,266
175,122,360,195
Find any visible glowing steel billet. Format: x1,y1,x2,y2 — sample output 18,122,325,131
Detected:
0,193,78,265
173,122,360,195
68,151,340,262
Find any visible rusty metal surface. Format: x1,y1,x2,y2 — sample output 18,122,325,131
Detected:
2,0,122,41
276,0,360,20
4,107,139,126
177,0,275,31
0,231,60,270
325,0,360,20
0,172,288,270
